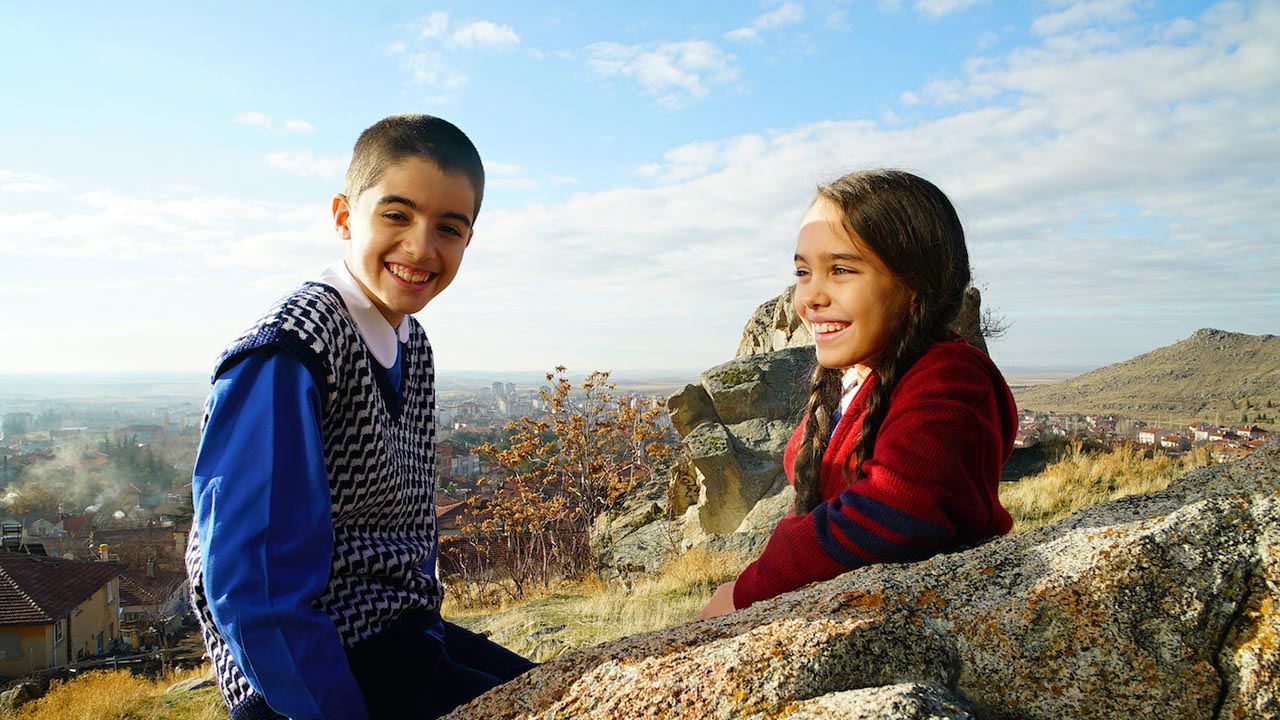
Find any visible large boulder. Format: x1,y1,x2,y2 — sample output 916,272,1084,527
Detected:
667,347,813,536
451,438,1280,720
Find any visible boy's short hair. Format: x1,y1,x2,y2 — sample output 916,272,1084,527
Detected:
342,114,485,219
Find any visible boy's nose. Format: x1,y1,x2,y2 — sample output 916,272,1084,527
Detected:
403,228,439,261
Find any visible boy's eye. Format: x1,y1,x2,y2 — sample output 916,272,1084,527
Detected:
383,211,409,222
440,224,463,237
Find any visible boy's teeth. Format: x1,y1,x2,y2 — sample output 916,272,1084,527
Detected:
391,265,431,283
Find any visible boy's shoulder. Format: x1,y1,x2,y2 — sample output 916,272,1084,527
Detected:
213,282,354,386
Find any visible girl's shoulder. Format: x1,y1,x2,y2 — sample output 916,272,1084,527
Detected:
898,336,1010,402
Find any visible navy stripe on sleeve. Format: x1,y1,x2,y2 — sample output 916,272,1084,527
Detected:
834,491,953,545
812,491,954,569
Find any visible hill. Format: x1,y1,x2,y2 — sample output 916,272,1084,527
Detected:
1013,328,1280,427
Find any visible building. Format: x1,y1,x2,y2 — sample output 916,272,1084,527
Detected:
0,553,124,674
118,562,189,651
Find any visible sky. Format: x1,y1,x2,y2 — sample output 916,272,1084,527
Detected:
0,0,1276,378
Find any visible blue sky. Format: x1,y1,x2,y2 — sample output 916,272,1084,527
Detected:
1,0,1276,376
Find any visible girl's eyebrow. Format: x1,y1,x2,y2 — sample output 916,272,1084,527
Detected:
794,251,866,263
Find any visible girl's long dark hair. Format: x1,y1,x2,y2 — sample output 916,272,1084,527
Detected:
792,170,970,514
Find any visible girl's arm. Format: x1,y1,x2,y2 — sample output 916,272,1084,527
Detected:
194,351,372,720
733,351,1012,609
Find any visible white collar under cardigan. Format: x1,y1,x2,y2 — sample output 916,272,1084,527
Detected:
317,260,411,371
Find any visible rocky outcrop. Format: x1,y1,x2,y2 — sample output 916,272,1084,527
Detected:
736,285,989,359
451,438,1280,720
667,347,813,537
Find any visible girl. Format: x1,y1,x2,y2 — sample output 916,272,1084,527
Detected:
701,169,1016,618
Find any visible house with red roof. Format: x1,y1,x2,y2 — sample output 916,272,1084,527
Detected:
118,562,189,651
0,553,124,674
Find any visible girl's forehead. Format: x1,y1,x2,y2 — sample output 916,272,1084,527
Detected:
799,200,860,251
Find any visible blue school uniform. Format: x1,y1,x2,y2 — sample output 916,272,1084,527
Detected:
186,262,531,720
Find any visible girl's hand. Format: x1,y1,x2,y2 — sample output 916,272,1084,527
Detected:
700,581,737,619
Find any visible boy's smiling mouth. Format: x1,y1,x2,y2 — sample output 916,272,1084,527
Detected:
387,262,437,285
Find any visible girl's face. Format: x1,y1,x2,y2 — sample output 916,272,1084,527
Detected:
793,198,912,372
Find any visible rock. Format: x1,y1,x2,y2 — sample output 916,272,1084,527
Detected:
736,286,811,359
786,682,976,720
601,519,682,574
954,286,987,354
700,350,813,426
668,347,812,536
0,680,42,713
165,675,215,694
667,383,720,437
448,439,1280,720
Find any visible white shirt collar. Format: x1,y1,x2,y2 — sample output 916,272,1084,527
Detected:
839,365,870,415
316,261,409,369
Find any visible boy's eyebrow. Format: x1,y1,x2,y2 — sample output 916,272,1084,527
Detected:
375,194,473,228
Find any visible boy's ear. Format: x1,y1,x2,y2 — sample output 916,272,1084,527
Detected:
332,194,351,240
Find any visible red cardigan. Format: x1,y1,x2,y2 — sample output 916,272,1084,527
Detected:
733,337,1016,609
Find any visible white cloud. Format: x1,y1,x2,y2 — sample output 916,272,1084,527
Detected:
0,170,58,193
583,40,739,108
487,162,526,176
394,13,521,91
726,1,807,41
282,119,316,135
914,0,986,18
400,48,470,90
1031,0,1140,35
264,150,349,180
415,12,450,40
234,111,272,129
450,20,520,49
490,177,541,190
235,112,317,135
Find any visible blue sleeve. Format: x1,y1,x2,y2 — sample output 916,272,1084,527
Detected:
193,351,372,720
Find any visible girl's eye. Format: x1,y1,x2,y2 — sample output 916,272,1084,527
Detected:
793,268,810,278
833,266,857,275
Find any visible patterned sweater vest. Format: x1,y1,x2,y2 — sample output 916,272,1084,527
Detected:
185,282,441,718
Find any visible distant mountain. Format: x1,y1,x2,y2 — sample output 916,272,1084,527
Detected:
1013,328,1280,427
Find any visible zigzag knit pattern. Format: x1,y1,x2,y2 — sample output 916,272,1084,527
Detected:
185,282,441,719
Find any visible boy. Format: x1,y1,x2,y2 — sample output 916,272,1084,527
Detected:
186,114,534,720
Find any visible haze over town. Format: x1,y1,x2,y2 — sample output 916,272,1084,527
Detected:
1,1,1277,378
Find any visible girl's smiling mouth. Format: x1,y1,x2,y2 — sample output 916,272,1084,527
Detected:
812,321,849,335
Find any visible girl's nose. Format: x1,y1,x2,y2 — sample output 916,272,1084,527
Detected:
796,279,828,310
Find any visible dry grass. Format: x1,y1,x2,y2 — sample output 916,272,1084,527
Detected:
10,665,225,720
447,548,746,660
999,441,1216,530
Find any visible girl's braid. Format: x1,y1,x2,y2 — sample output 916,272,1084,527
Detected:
793,365,843,514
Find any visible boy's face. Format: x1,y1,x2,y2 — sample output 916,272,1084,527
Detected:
333,157,476,328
